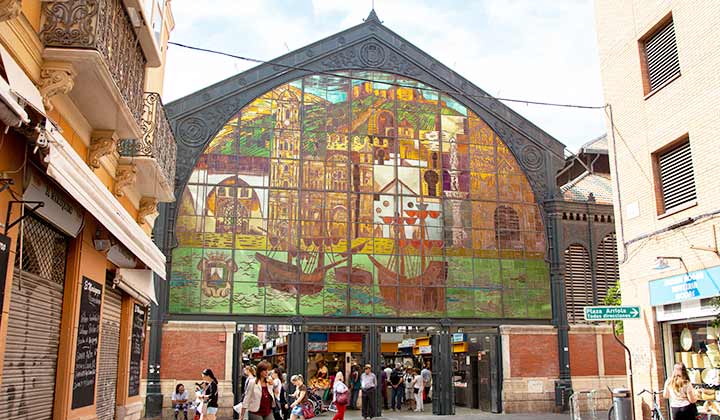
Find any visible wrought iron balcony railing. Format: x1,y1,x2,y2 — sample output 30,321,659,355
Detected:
41,0,146,126
118,93,177,195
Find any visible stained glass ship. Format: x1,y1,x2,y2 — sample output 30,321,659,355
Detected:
368,202,447,312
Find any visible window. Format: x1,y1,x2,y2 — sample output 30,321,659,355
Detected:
564,244,592,323
640,16,680,94
654,139,696,214
494,205,520,249
595,232,619,304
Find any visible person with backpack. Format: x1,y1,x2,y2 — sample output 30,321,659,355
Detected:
389,366,404,411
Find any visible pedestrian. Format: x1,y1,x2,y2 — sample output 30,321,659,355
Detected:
663,363,698,420
421,363,432,403
360,364,377,420
389,366,403,411
403,368,414,411
349,365,360,409
173,383,190,420
380,365,389,409
412,368,424,412
332,371,349,420
289,375,308,420
241,361,277,420
200,368,219,420
272,369,289,420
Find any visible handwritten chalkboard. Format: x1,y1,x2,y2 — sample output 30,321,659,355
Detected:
71,277,103,409
128,303,145,397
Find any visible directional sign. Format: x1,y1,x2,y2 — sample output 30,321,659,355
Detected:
583,306,641,321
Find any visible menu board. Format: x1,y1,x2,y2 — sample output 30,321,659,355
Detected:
128,303,145,396
0,234,10,329
71,277,103,409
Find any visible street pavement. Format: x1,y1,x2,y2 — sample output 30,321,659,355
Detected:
204,407,571,420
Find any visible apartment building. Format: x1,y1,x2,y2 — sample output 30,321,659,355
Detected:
0,1,175,419
596,1,720,418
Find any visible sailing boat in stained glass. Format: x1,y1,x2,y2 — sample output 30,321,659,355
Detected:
368,200,447,312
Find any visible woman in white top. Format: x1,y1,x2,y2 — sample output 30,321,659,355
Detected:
332,372,349,420
412,369,424,412
663,363,697,420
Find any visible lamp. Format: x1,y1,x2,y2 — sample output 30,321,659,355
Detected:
654,256,689,272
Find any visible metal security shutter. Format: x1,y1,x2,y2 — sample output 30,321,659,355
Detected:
595,233,619,304
658,140,696,211
1,215,68,420
645,19,680,91
96,284,122,420
564,244,592,323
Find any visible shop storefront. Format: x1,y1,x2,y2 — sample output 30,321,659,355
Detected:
652,265,720,417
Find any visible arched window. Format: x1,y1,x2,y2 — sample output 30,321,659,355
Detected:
564,244,592,323
596,232,619,304
494,205,520,249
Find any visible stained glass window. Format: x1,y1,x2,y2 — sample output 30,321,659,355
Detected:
169,71,551,318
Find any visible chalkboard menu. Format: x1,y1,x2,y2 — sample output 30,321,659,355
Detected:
128,303,145,397
71,277,103,409
0,234,10,329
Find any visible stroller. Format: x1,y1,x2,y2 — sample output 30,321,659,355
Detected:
307,387,327,415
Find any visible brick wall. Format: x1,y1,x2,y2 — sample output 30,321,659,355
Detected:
569,334,599,376
161,330,227,380
509,334,559,378
602,334,627,376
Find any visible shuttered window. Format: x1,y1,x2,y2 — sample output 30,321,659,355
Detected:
596,233,619,304
564,244,592,323
643,18,680,92
657,140,696,212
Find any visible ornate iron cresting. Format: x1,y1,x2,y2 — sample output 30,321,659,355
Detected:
118,93,177,193
40,0,146,125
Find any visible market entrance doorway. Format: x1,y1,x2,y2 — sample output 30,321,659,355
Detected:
230,323,501,418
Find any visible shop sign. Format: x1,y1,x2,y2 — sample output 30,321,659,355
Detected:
23,167,83,237
398,338,416,348
649,265,720,306
452,333,466,343
419,345,432,354
107,244,136,268
583,305,640,321
308,341,328,352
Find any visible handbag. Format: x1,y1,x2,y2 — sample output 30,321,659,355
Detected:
336,390,349,405
301,402,315,419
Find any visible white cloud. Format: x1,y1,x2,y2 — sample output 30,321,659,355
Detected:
163,0,605,150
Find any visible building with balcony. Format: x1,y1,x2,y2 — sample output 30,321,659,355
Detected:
596,1,720,418
0,1,176,419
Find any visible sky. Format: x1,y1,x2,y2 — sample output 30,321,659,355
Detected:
162,0,607,151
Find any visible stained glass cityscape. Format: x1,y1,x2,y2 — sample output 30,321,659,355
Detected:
169,71,551,318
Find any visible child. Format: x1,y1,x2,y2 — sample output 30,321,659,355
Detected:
172,383,190,420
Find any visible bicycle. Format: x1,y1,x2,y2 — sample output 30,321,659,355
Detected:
638,389,665,420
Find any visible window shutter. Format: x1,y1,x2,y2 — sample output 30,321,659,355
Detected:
564,244,592,323
645,19,680,91
658,140,696,211
596,233,619,304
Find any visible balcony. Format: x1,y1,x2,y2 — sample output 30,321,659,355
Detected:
118,92,176,203
40,0,147,139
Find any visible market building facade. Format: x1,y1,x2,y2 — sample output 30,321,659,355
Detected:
150,11,626,417
596,1,720,418
0,1,175,419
